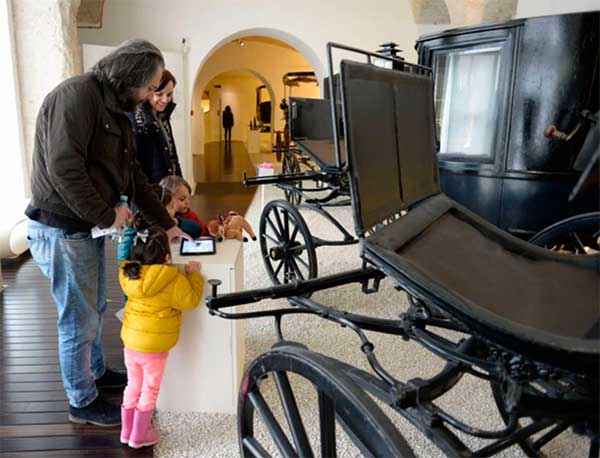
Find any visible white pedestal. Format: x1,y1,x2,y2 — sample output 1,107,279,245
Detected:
247,129,261,155
156,240,245,414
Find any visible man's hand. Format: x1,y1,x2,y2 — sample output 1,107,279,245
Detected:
111,206,132,228
166,225,192,242
184,261,201,274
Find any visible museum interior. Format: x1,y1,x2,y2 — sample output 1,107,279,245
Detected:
0,0,598,457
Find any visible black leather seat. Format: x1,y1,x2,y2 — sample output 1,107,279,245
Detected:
363,193,599,377
339,59,600,378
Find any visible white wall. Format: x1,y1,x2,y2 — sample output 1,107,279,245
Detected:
0,0,28,262
78,0,420,166
515,0,599,18
12,0,82,196
203,72,264,143
1,0,25,206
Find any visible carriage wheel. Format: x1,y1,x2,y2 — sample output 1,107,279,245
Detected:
238,344,415,458
260,200,317,289
282,152,302,206
529,212,600,254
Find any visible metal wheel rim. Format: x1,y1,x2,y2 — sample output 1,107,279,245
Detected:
238,346,415,458
282,152,302,206
259,200,317,288
529,212,600,254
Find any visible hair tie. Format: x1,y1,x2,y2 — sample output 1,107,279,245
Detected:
133,229,149,246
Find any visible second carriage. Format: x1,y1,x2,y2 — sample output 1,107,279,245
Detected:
243,92,359,285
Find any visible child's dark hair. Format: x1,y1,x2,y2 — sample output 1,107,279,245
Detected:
122,226,170,279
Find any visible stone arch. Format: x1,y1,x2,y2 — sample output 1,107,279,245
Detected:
408,0,451,24
445,0,518,26
192,28,324,93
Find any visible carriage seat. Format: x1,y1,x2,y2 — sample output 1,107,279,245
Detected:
363,193,599,377
289,97,345,171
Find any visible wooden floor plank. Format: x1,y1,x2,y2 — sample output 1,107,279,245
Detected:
0,423,114,437
2,382,65,392
3,391,67,402
2,350,59,357
0,412,70,425
2,434,124,451
2,365,59,374
3,357,60,365
4,401,68,413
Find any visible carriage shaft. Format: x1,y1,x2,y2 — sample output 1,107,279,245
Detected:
243,171,325,187
205,267,384,309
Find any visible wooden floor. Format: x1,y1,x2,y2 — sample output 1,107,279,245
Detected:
193,141,256,184
0,142,257,457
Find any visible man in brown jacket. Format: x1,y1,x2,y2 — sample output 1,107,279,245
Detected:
25,39,189,427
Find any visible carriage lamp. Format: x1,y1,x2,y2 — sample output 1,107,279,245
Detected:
374,42,404,70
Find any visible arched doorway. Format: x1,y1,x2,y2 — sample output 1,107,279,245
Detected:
196,69,275,183
190,33,320,185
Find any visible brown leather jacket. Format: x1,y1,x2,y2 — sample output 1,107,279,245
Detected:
28,73,174,231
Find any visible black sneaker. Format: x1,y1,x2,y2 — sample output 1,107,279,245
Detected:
95,368,127,389
69,396,121,427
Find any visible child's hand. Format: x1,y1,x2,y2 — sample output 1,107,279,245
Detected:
184,261,201,274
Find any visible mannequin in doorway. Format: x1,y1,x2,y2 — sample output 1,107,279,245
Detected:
222,105,234,149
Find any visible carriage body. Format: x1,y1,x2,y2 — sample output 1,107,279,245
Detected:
416,11,599,238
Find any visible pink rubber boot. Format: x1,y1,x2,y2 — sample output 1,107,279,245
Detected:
120,406,135,444
128,409,159,448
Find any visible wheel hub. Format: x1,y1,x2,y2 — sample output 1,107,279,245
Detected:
269,241,303,261
269,246,284,260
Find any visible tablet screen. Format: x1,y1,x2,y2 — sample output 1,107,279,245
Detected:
180,238,216,255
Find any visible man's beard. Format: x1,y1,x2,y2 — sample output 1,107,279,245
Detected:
117,87,142,112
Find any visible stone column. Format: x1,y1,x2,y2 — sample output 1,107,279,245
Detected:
11,0,82,195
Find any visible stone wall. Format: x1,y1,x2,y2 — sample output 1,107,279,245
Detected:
11,0,81,194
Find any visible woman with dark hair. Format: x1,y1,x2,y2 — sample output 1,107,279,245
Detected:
129,69,182,183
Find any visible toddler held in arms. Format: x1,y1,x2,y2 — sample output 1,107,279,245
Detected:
119,226,204,448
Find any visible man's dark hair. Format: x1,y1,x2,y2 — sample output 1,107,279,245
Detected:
92,39,164,109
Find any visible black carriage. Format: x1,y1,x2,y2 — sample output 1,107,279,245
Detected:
206,43,600,457
416,11,599,249
244,73,358,286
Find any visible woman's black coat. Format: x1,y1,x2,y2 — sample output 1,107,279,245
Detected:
128,101,182,184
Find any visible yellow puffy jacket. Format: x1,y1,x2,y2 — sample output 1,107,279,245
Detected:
119,263,204,353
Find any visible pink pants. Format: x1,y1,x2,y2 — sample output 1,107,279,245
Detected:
123,348,169,412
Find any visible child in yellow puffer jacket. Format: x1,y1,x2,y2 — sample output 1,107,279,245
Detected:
118,226,204,449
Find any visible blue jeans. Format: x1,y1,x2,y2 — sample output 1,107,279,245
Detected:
27,220,107,407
